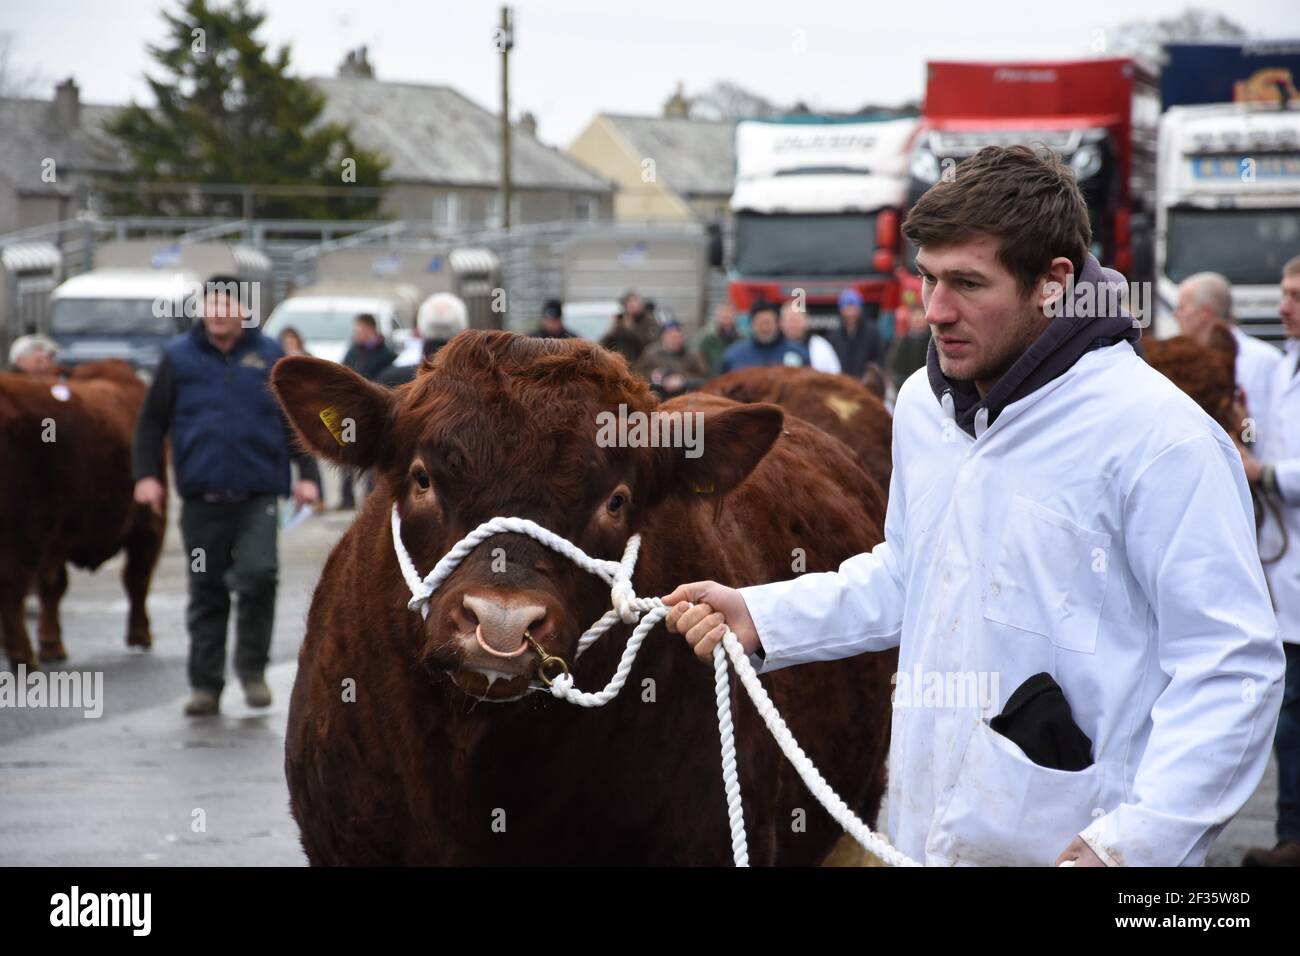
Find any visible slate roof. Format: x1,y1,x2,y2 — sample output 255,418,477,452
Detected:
313,75,612,193
597,113,735,197
0,96,123,195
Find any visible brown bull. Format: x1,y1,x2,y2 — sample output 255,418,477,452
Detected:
0,359,165,666
702,365,893,493
273,331,896,865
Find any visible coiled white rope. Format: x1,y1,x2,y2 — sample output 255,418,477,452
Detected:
391,504,919,867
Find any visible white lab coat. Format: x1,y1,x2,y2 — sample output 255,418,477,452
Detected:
741,341,1284,866
392,334,424,368
807,334,842,375
1257,339,1300,645
1233,326,1282,429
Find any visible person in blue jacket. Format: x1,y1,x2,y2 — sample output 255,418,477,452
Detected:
719,301,810,373
132,276,320,717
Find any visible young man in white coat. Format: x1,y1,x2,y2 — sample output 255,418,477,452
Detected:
1239,254,1300,866
664,145,1285,867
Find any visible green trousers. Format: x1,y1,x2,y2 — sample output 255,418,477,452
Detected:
179,494,279,694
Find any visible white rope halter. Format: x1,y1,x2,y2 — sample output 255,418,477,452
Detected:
390,503,919,867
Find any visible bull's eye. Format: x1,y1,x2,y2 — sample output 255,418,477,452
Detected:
607,492,626,514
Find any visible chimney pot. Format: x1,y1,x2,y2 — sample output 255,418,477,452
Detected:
54,77,80,127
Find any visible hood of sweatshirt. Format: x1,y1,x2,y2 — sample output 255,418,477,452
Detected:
926,254,1141,438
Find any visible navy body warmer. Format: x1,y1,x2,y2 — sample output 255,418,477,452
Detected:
165,324,292,498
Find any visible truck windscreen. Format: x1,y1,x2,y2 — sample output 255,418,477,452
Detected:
50,299,178,336
1167,208,1300,286
735,212,878,277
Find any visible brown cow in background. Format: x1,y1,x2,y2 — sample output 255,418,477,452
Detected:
703,366,893,492
0,359,165,667
1142,323,1243,439
273,331,896,865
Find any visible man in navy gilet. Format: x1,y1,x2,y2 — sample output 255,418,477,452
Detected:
133,275,320,716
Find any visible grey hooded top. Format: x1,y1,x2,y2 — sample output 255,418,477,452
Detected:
926,254,1142,438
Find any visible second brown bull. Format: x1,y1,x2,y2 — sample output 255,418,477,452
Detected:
703,365,893,492
0,359,165,667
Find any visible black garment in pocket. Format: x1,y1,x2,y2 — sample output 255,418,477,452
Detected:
989,672,1093,772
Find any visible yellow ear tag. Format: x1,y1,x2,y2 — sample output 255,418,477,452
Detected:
824,395,861,424
319,405,346,446
691,480,715,494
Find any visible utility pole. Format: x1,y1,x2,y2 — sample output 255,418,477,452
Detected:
497,6,514,229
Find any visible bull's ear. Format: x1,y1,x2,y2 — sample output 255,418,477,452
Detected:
658,403,784,499
272,356,392,468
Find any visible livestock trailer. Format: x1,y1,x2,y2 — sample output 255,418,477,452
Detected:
0,241,64,366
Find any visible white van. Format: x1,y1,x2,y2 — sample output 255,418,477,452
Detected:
263,282,420,365
48,269,198,371
44,240,274,372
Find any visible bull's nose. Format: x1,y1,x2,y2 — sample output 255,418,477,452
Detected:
461,594,547,658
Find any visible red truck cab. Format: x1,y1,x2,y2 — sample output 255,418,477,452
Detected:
907,59,1158,282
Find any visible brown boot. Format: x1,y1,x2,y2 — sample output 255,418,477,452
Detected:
183,689,220,717
241,677,272,708
1242,840,1300,867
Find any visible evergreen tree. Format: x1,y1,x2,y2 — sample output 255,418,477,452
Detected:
102,0,387,219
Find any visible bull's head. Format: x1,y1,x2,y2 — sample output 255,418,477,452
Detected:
273,331,782,702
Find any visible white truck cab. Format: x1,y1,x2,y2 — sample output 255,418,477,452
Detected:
1155,103,1300,341
728,116,918,329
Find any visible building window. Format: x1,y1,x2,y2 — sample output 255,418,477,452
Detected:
433,192,460,229
574,196,596,222
486,193,522,228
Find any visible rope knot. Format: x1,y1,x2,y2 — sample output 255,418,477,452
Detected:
611,578,639,623
406,590,433,619
548,672,575,698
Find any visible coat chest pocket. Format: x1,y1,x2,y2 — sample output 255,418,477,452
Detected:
926,719,1104,867
983,496,1111,655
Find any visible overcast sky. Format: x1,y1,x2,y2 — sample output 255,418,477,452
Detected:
3,0,1295,147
